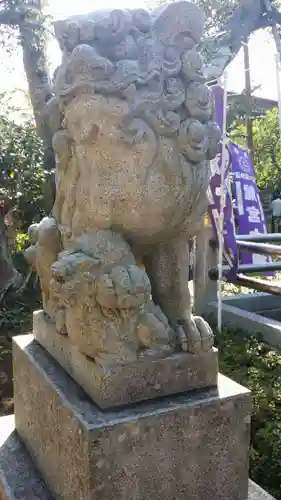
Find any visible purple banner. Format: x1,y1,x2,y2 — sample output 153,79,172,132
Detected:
230,143,272,271
208,85,238,280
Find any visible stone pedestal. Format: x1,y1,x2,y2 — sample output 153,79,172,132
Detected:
33,310,218,409
0,416,274,500
13,334,251,500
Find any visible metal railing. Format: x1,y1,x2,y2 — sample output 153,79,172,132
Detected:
209,233,281,295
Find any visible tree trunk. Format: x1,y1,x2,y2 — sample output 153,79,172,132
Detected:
19,1,56,180
0,209,20,294
19,1,53,145
20,9,56,213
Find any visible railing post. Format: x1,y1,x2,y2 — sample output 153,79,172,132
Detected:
194,217,218,316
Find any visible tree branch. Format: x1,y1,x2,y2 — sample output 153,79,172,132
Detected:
0,9,22,25
255,14,274,29
204,0,281,79
270,6,281,25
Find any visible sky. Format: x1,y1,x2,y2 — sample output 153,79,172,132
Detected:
0,0,279,116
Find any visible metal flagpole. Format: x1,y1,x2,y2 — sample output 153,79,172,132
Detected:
264,0,281,144
275,53,281,147
217,71,228,333
265,0,281,155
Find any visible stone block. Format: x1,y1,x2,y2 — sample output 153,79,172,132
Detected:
33,310,218,409
0,415,54,500
14,334,251,500
221,293,281,313
248,481,275,500
0,416,274,500
206,301,281,350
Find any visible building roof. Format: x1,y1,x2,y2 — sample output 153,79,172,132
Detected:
228,92,277,114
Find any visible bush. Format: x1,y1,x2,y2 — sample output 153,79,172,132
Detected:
0,115,49,234
0,114,46,330
216,328,281,499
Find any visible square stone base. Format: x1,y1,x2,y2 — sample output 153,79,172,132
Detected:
0,416,273,500
33,310,218,409
14,334,251,500
0,415,54,499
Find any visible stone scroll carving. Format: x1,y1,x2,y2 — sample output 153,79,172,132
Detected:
26,1,220,369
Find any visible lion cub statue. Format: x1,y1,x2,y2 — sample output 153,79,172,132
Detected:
26,1,220,368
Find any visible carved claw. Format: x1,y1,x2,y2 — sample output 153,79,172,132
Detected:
176,316,214,354
137,308,174,355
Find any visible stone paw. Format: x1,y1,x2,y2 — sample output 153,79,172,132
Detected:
137,303,174,355
176,315,214,354
96,264,151,312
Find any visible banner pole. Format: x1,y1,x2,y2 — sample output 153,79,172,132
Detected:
217,71,228,333
274,53,281,147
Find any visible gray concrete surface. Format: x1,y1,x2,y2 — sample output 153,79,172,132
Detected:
0,415,275,500
204,293,281,349
13,335,251,500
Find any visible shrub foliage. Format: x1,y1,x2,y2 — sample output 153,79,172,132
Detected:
0,115,48,234
216,328,281,499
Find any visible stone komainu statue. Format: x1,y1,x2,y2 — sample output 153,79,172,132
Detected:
26,1,220,368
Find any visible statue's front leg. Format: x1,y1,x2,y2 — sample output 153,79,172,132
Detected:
145,236,213,354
